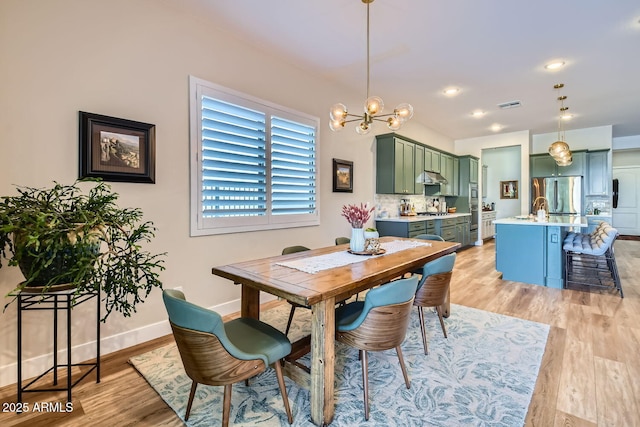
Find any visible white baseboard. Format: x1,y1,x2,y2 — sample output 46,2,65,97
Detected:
0,293,277,389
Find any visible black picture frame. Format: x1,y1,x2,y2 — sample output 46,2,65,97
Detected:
79,111,156,183
333,158,353,193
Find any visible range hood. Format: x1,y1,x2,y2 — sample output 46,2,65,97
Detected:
416,170,448,185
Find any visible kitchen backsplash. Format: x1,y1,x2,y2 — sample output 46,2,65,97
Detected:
585,195,611,215
374,194,446,218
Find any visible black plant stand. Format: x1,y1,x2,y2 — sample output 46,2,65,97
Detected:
15,286,100,404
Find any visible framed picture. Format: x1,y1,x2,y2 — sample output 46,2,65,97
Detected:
332,158,353,192
500,180,518,199
79,111,156,183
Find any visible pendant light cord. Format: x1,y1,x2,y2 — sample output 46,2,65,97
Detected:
366,1,370,99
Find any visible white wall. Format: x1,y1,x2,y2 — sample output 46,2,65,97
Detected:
531,125,613,153
455,130,530,215
481,147,522,219
0,0,454,386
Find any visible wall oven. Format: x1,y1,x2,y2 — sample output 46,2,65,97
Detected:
469,184,479,231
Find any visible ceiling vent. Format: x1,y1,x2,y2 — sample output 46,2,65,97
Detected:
497,100,522,109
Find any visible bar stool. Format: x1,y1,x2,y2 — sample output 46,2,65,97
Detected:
563,222,622,297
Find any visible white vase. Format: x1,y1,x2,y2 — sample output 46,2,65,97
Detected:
350,227,365,252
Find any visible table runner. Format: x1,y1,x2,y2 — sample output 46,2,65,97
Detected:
276,239,432,274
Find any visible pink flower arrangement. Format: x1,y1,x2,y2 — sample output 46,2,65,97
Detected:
341,203,374,228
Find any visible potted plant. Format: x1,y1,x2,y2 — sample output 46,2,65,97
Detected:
364,227,379,239
0,179,165,321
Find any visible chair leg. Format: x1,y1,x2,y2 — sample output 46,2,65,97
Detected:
417,306,429,355
285,305,296,335
273,360,293,424
185,381,198,421
360,349,370,421
396,346,411,389
222,384,232,427
435,306,448,338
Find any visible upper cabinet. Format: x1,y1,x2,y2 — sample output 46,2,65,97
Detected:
425,153,459,197
458,156,479,197
586,150,610,196
376,134,421,194
530,151,586,177
424,148,441,173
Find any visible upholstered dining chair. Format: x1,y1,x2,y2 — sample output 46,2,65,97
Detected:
410,234,445,276
162,289,293,426
335,275,419,420
281,245,312,335
335,236,350,245
413,253,457,355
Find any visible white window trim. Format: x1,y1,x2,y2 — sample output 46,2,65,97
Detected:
189,76,320,236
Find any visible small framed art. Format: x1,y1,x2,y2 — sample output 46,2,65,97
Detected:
79,111,156,183
333,158,353,193
500,180,518,199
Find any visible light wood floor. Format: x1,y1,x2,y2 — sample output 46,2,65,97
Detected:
1,240,638,426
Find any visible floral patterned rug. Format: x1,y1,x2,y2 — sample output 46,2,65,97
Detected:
129,303,549,426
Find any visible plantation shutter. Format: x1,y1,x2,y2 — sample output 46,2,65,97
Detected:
190,76,319,235
200,96,267,218
270,116,316,216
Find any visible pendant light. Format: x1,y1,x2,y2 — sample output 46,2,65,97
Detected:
548,83,572,166
329,0,413,134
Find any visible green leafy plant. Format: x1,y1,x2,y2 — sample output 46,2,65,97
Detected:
0,179,165,321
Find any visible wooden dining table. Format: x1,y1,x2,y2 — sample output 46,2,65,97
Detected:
211,236,460,426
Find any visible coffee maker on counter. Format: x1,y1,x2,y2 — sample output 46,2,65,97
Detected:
399,199,416,216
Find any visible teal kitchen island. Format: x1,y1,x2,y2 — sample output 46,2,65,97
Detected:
494,215,588,288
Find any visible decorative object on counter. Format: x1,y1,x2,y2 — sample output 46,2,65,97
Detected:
448,207,457,213
341,203,375,252
500,180,518,199
79,111,156,183
0,179,166,321
328,0,413,135
547,83,573,166
332,158,353,193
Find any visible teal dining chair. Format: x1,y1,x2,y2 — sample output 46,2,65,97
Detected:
335,236,350,245
414,253,457,355
335,275,419,420
410,234,445,276
281,245,312,335
162,289,293,427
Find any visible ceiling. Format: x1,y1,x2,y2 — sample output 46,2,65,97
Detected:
185,0,640,140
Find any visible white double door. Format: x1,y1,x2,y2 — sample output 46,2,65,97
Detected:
613,166,640,235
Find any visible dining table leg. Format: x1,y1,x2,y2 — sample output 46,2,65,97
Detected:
310,296,335,426
240,284,260,319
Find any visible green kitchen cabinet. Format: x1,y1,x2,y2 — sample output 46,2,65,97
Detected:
424,148,441,173
440,153,459,196
530,151,586,177
376,135,420,194
586,150,610,196
458,155,479,196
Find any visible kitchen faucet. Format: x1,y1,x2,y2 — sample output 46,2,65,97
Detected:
532,196,549,216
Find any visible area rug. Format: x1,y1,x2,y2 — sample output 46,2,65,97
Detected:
129,303,549,426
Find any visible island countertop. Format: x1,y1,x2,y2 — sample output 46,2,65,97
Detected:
493,215,588,228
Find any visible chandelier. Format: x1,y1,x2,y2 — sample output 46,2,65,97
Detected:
329,0,413,135
548,83,572,166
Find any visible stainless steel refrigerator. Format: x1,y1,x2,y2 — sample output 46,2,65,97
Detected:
531,176,582,214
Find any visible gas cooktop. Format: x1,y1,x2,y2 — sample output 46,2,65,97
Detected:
417,212,449,216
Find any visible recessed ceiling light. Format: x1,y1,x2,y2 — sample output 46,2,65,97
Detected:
561,113,573,120
471,110,485,118
545,61,565,70
490,124,503,132
443,87,460,96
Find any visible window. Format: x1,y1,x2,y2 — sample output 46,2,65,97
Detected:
190,76,319,236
